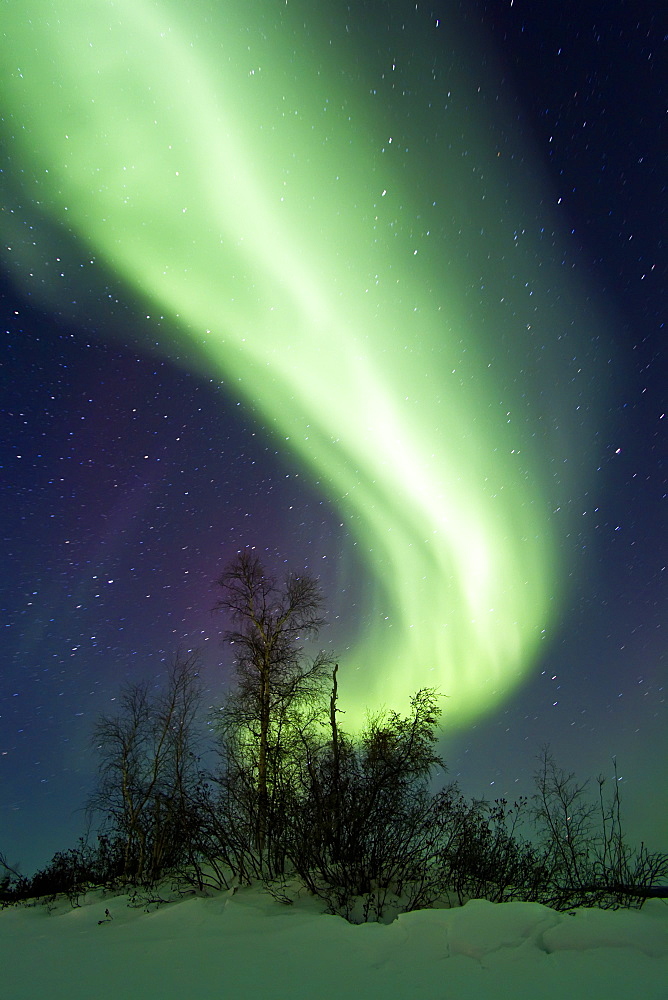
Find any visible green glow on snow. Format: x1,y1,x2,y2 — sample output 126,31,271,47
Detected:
1,0,604,727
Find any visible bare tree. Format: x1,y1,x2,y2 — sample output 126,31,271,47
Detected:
213,550,330,872
532,746,668,908
89,650,202,883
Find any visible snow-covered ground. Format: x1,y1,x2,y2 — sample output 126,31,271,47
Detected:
1,886,667,999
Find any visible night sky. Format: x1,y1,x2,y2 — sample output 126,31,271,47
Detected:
1,0,666,875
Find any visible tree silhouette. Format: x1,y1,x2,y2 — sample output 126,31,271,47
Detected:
214,550,330,872
89,651,202,882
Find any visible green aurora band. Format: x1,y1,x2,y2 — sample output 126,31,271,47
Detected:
1,0,605,727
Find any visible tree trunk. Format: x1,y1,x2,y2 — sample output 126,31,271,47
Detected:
257,662,270,860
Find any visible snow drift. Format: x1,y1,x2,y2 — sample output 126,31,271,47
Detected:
1,887,667,1000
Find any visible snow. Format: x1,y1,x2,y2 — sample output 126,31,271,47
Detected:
1,887,667,1000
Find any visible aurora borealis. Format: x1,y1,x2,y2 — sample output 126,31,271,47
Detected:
1,1,666,872
1,0,600,719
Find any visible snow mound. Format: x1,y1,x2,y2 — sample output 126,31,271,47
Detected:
1,888,666,1000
